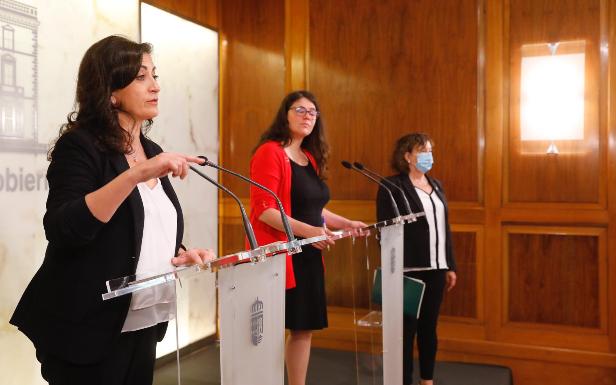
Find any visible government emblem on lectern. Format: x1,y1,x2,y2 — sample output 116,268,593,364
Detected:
250,297,264,346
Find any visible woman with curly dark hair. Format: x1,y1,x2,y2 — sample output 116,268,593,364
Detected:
250,90,366,385
10,35,214,385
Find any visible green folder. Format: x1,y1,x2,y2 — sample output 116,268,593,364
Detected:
371,268,426,319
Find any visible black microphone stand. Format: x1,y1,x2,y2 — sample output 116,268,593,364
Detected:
197,157,301,254
341,160,401,218
353,162,413,215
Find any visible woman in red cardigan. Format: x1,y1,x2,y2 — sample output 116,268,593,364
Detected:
250,90,366,385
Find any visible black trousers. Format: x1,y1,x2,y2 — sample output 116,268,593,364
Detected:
36,325,158,385
403,269,447,384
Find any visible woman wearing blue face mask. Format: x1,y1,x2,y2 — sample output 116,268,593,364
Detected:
375,132,457,385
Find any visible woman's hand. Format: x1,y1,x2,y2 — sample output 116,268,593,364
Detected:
305,225,336,250
171,248,216,267
132,153,204,183
446,271,457,292
345,220,369,237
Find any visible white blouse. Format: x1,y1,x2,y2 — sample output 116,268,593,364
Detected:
122,179,178,332
406,187,449,271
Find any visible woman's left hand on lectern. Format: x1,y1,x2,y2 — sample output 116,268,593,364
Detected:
346,220,370,237
172,248,216,266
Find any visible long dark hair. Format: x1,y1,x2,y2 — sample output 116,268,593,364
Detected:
49,35,153,159
255,90,330,179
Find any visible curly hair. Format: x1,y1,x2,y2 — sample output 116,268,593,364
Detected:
391,133,433,173
255,90,330,179
49,35,153,159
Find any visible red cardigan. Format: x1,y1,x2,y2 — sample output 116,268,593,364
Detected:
249,141,318,289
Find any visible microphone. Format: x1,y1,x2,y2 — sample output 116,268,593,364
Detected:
189,165,258,250
341,160,401,218
353,162,412,215
197,157,298,251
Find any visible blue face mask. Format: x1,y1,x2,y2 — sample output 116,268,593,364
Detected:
415,152,433,173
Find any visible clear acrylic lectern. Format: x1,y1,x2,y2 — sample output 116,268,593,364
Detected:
353,213,424,385
103,237,319,385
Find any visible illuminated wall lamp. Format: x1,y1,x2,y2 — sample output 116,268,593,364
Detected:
520,41,586,154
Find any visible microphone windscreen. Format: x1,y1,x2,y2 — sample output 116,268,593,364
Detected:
341,160,352,169
353,162,365,170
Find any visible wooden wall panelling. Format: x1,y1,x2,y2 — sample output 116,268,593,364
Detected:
309,0,480,203
441,225,483,321
499,206,609,224
438,224,486,342
219,0,286,197
142,0,219,29
476,0,487,206
217,2,286,326
218,18,227,259
312,306,383,352
319,306,616,373
309,2,484,357
285,0,310,91
505,0,605,205
439,335,616,368
212,0,616,383
599,0,610,197
506,229,601,329
501,225,609,351
606,0,616,353
484,0,506,344
317,306,616,367
324,234,380,309
220,221,246,256
324,200,376,224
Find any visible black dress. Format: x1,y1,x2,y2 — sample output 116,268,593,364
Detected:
285,160,330,330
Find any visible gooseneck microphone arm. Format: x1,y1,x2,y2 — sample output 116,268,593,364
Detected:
189,165,259,250
341,160,401,218
353,162,412,215
197,156,296,243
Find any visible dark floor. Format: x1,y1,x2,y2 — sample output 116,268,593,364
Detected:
153,344,512,385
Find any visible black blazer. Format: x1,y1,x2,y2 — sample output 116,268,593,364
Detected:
376,173,456,271
10,129,184,364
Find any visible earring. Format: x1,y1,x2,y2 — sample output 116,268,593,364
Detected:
110,95,118,107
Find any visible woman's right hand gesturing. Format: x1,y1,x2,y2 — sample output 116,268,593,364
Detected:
132,153,205,183
85,153,204,223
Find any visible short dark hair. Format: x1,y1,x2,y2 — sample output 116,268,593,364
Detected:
391,133,433,173
50,35,153,159
255,90,330,179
